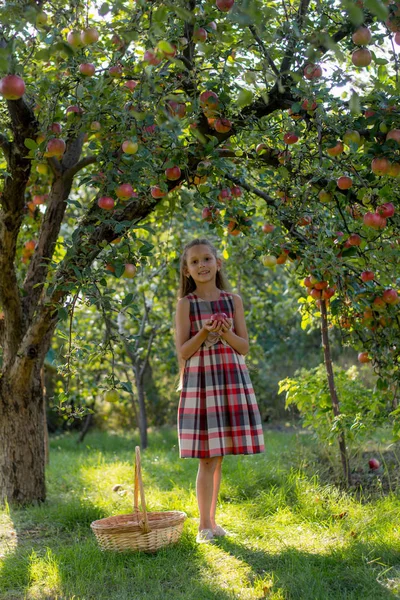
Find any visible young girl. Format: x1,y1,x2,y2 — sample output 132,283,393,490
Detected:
175,238,265,544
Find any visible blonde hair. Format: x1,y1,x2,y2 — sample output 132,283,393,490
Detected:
178,238,230,299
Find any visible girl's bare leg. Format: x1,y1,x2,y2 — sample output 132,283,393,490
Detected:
196,457,220,531
210,457,223,529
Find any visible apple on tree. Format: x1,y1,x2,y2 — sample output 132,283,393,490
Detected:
0,74,26,100
104,389,119,403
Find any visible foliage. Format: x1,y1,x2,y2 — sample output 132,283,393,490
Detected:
279,363,395,447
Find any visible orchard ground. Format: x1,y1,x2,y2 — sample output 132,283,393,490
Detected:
1,426,400,600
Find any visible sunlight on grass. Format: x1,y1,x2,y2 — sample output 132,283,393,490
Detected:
1,429,400,599
0,510,18,558
27,548,61,599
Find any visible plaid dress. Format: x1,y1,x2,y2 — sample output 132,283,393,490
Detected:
178,290,265,458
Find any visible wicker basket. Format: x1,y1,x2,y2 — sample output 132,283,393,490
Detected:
91,446,187,553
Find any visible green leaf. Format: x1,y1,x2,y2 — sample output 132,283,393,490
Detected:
24,138,37,150
364,0,389,20
236,87,253,108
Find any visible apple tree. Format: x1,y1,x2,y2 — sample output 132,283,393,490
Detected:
1,0,400,502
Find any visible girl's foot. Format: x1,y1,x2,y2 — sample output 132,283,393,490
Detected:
212,525,227,537
196,528,215,544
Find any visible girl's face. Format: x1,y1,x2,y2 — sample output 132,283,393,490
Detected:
184,244,221,284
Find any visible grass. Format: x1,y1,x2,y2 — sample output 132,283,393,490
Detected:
1,426,400,600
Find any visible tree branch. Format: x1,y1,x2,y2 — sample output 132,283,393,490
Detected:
249,25,280,78
63,155,97,181
224,173,308,245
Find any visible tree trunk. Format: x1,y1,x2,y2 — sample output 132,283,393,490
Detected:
320,299,352,486
0,366,46,504
134,367,148,449
78,411,94,443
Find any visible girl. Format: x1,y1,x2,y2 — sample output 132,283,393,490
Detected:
175,238,265,544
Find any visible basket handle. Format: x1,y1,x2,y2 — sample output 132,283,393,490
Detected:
134,446,150,533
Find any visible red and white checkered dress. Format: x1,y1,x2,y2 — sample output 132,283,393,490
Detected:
178,290,265,458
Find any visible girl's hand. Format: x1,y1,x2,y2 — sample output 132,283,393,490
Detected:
203,319,224,334
219,318,233,335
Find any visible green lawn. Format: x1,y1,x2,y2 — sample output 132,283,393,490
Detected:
1,427,400,600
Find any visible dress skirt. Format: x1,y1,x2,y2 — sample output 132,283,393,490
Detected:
178,291,265,458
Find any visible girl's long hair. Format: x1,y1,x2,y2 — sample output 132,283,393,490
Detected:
178,238,230,299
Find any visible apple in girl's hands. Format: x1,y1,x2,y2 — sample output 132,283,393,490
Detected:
211,312,228,321
204,313,232,334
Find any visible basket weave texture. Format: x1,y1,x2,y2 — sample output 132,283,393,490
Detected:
91,446,187,553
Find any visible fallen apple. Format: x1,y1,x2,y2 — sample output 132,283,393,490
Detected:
368,458,380,470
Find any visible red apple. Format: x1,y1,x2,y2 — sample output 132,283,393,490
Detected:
211,312,228,321
0,74,26,100
167,101,186,118
363,212,386,229
348,233,362,246
303,63,322,80
337,176,353,190
327,141,344,156
98,196,115,210
230,185,242,197
395,31,400,45
301,98,317,111
368,458,380,470
123,264,137,278
364,108,376,118
262,223,275,233
46,138,66,157
50,122,62,134
116,184,134,200
150,185,166,198
358,351,371,363
377,202,395,218
284,132,299,144
66,105,83,117
124,80,138,91
382,288,399,305
81,27,99,45
109,65,123,77
79,63,95,76
371,157,390,175
352,48,372,67
216,0,234,11
67,30,83,48
193,28,207,42
143,49,162,66
24,240,36,251
386,129,400,143
228,220,241,236
352,26,372,45
214,118,232,133
361,270,374,282
165,166,181,180
218,188,232,202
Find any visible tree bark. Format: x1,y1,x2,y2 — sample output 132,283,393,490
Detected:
320,299,352,486
0,365,46,504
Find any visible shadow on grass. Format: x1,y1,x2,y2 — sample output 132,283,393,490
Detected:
216,536,400,600
0,500,238,600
